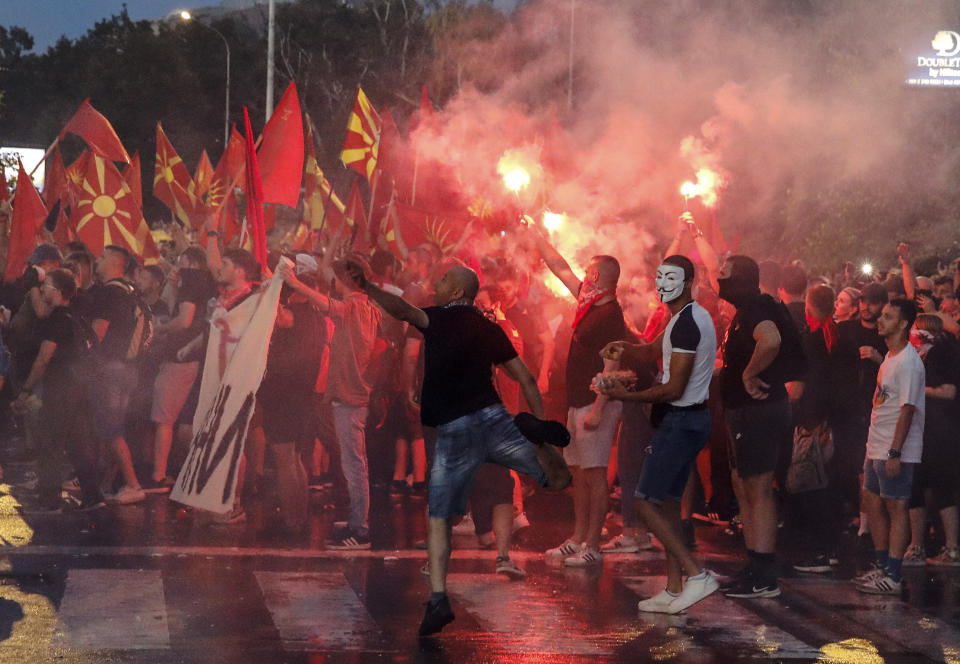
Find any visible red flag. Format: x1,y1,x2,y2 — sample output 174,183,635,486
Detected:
43,146,72,210
341,87,381,180
194,150,214,197
259,82,304,208
206,127,244,210
51,205,74,251
5,160,48,280
392,200,467,255
70,154,145,257
123,152,143,210
345,179,370,252
243,107,267,267
153,123,203,227
59,99,131,163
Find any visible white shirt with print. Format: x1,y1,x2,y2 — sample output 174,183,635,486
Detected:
866,343,925,463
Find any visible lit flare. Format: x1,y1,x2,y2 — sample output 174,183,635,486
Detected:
543,211,564,232
678,167,722,208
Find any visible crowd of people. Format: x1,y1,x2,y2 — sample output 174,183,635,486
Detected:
0,206,958,635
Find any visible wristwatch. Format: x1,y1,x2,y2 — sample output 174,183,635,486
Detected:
887,448,902,459
206,230,220,238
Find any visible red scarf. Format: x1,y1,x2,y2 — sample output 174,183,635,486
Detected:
806,313,838,354
573,284,614,329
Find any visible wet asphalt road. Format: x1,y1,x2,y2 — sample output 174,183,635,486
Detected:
0,462,956,663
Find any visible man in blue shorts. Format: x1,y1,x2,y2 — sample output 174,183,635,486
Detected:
343,260,571,636
854,298,924,594
600,255,719,613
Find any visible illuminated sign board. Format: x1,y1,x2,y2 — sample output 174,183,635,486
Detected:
907,30,960,87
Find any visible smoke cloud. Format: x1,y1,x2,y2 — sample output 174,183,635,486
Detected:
408,0,960,294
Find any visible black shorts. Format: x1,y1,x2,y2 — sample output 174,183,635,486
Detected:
258,379,318,450
724,399,791,478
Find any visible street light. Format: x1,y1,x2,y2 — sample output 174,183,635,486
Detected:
180,10,230,148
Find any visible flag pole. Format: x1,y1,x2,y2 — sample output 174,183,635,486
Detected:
28,137,59,178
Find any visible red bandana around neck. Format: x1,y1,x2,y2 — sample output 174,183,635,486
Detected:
573,281,614,329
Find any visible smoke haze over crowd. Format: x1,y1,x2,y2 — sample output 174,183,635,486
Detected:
410,0,960,277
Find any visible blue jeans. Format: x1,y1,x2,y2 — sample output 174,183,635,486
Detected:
636,409,711,504
331,402,369,535
619,401,655,528
430,404,547,518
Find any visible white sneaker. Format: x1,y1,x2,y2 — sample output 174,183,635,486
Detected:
564,546,602,567
667,570,719,613
107,486,146,505
601,534,641,554
855,574,901,595
546,539,582,558
452,513,475,535
637,588,684,613
902,544,926,567
853,562,885,585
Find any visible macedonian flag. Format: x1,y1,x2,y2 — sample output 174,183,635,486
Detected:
341,86,382,181
154,123,204,228
70,154,149,257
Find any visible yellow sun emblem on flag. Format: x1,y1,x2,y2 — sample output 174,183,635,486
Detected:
75,156,140,249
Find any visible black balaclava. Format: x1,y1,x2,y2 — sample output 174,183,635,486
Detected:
717,255,761,309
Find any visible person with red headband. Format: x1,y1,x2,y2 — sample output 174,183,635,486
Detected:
530,226,628,568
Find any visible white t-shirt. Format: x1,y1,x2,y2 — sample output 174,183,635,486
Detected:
661,301,717,407
866,344,925,463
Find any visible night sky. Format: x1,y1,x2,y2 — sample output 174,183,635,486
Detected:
0,1,200,52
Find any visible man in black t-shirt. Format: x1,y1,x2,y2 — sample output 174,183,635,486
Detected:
717,255,796,599
12,269,103,511
342,260,570,637
833,282,888,523
88,245,145,505
531,227,627,567
147,247,218,492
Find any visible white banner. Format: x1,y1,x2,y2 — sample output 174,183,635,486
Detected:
171,260,287,513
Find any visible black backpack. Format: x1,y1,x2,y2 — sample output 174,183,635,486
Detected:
104,280,155,361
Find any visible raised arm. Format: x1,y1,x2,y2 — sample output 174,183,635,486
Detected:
898,243,916,300
342,260,429,329
529,224,581,297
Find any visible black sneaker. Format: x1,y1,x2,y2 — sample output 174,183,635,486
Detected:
326,531,370,550
419,595,455,636
78,495,107,512
724,578,781,598
793,555,832,574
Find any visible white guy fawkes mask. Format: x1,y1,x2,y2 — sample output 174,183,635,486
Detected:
655,264,685,303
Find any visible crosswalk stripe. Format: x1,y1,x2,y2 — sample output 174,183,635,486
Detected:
53,569,170,650
447,573,623,655
620,576,822,660
783,577,960,661
254,571,384,652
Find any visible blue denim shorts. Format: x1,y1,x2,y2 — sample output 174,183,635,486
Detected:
636,409,711,505
863,458,916,501
429,404,546,518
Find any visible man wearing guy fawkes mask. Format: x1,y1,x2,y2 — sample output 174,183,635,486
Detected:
715,255,800,600
599,255,719,614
